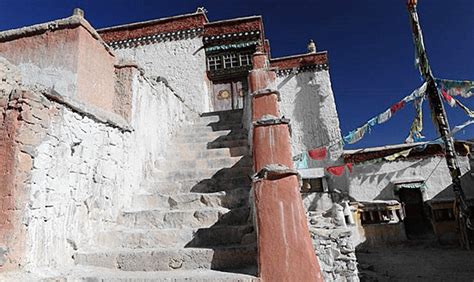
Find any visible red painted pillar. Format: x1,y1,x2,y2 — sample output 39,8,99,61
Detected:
250,51,323,281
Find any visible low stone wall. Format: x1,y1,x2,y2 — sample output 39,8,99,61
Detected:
0,57,197,270
307,211,359,282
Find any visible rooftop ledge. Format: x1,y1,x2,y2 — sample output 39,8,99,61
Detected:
270,51,329,70
97,11,208,33
0,15,114,56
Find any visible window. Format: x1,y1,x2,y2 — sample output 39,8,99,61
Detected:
208,55,222,70
207,52,253,72
223,54,238,69
240,53,251,66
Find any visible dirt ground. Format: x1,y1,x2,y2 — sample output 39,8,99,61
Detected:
357,242,474,281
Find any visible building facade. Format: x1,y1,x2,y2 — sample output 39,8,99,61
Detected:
0,7,472,281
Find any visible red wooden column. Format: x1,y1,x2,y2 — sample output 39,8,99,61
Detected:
250,50,323,281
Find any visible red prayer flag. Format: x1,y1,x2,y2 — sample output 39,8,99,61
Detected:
441,89,456,107
326,165,346,176
346,163,353,173
308,147,327,160
390,101,406,114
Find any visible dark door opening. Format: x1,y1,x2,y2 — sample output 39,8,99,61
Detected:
398,188,434,240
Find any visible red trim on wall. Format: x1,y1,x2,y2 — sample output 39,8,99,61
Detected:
203,16,263,37
98,13,207,43
270,52,328,70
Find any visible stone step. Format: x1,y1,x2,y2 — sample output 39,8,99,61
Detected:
96,225,254,249
192,117,244,127
167,146,249,160
175,139,247,151
157,156,252,171
177,129,236,139
19,266,259,282
176,131,247,144
74,245,257,272
119,207,250,229
130,188,250,211
164,166,252,182
206,139,248,149
182,123,243,133
142,176,252,194
200,109,244,120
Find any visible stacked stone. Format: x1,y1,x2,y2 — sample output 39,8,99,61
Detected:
307,211,359,282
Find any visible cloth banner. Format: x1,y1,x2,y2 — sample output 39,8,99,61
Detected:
343,83,427,145
441,89,457,107
384,148,413,161
326,165,346,176
308,147,327,160
436,78,474,98
293,153,309,169
406,97,425,143
346,163,353,173
344,124,369,144
350,120,474,165
390,101,406,114
404,82,428,103
409,7,431,77
326,163,353,176
377,109,392,124
439,88,474,119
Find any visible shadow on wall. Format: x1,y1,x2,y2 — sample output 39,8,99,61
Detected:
276,72,325,157
294,71,323,154
433,171,474,201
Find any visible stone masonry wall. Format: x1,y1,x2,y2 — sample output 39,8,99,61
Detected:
0,58,196,270
276,70,343,167
114,37,210,113
307,211,359,282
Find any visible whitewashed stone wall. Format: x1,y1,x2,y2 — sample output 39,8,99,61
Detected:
334,155,473,202
276,70,342,167
114,38,210,113
22,72,195,270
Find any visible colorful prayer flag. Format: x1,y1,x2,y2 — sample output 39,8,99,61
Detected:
308,147,327,160
326,165,346,176
390,101,406,114
441,89,456,107
406,97,425,143
436,79,474,98
377,109,392,124
346,163,353,173
384,148,413,161
293,153,309,169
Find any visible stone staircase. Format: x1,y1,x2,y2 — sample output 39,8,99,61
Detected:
72,109,259,281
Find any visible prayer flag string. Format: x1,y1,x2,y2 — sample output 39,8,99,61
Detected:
294,119,474,175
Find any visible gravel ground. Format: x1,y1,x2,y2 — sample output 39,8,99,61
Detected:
357,242,474,281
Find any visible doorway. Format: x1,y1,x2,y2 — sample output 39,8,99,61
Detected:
398,188,434,240
211,79,248,112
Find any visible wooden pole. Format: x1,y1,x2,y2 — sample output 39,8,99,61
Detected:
407,0,471,249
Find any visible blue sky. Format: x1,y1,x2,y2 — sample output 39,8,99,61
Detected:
1,0,473,149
